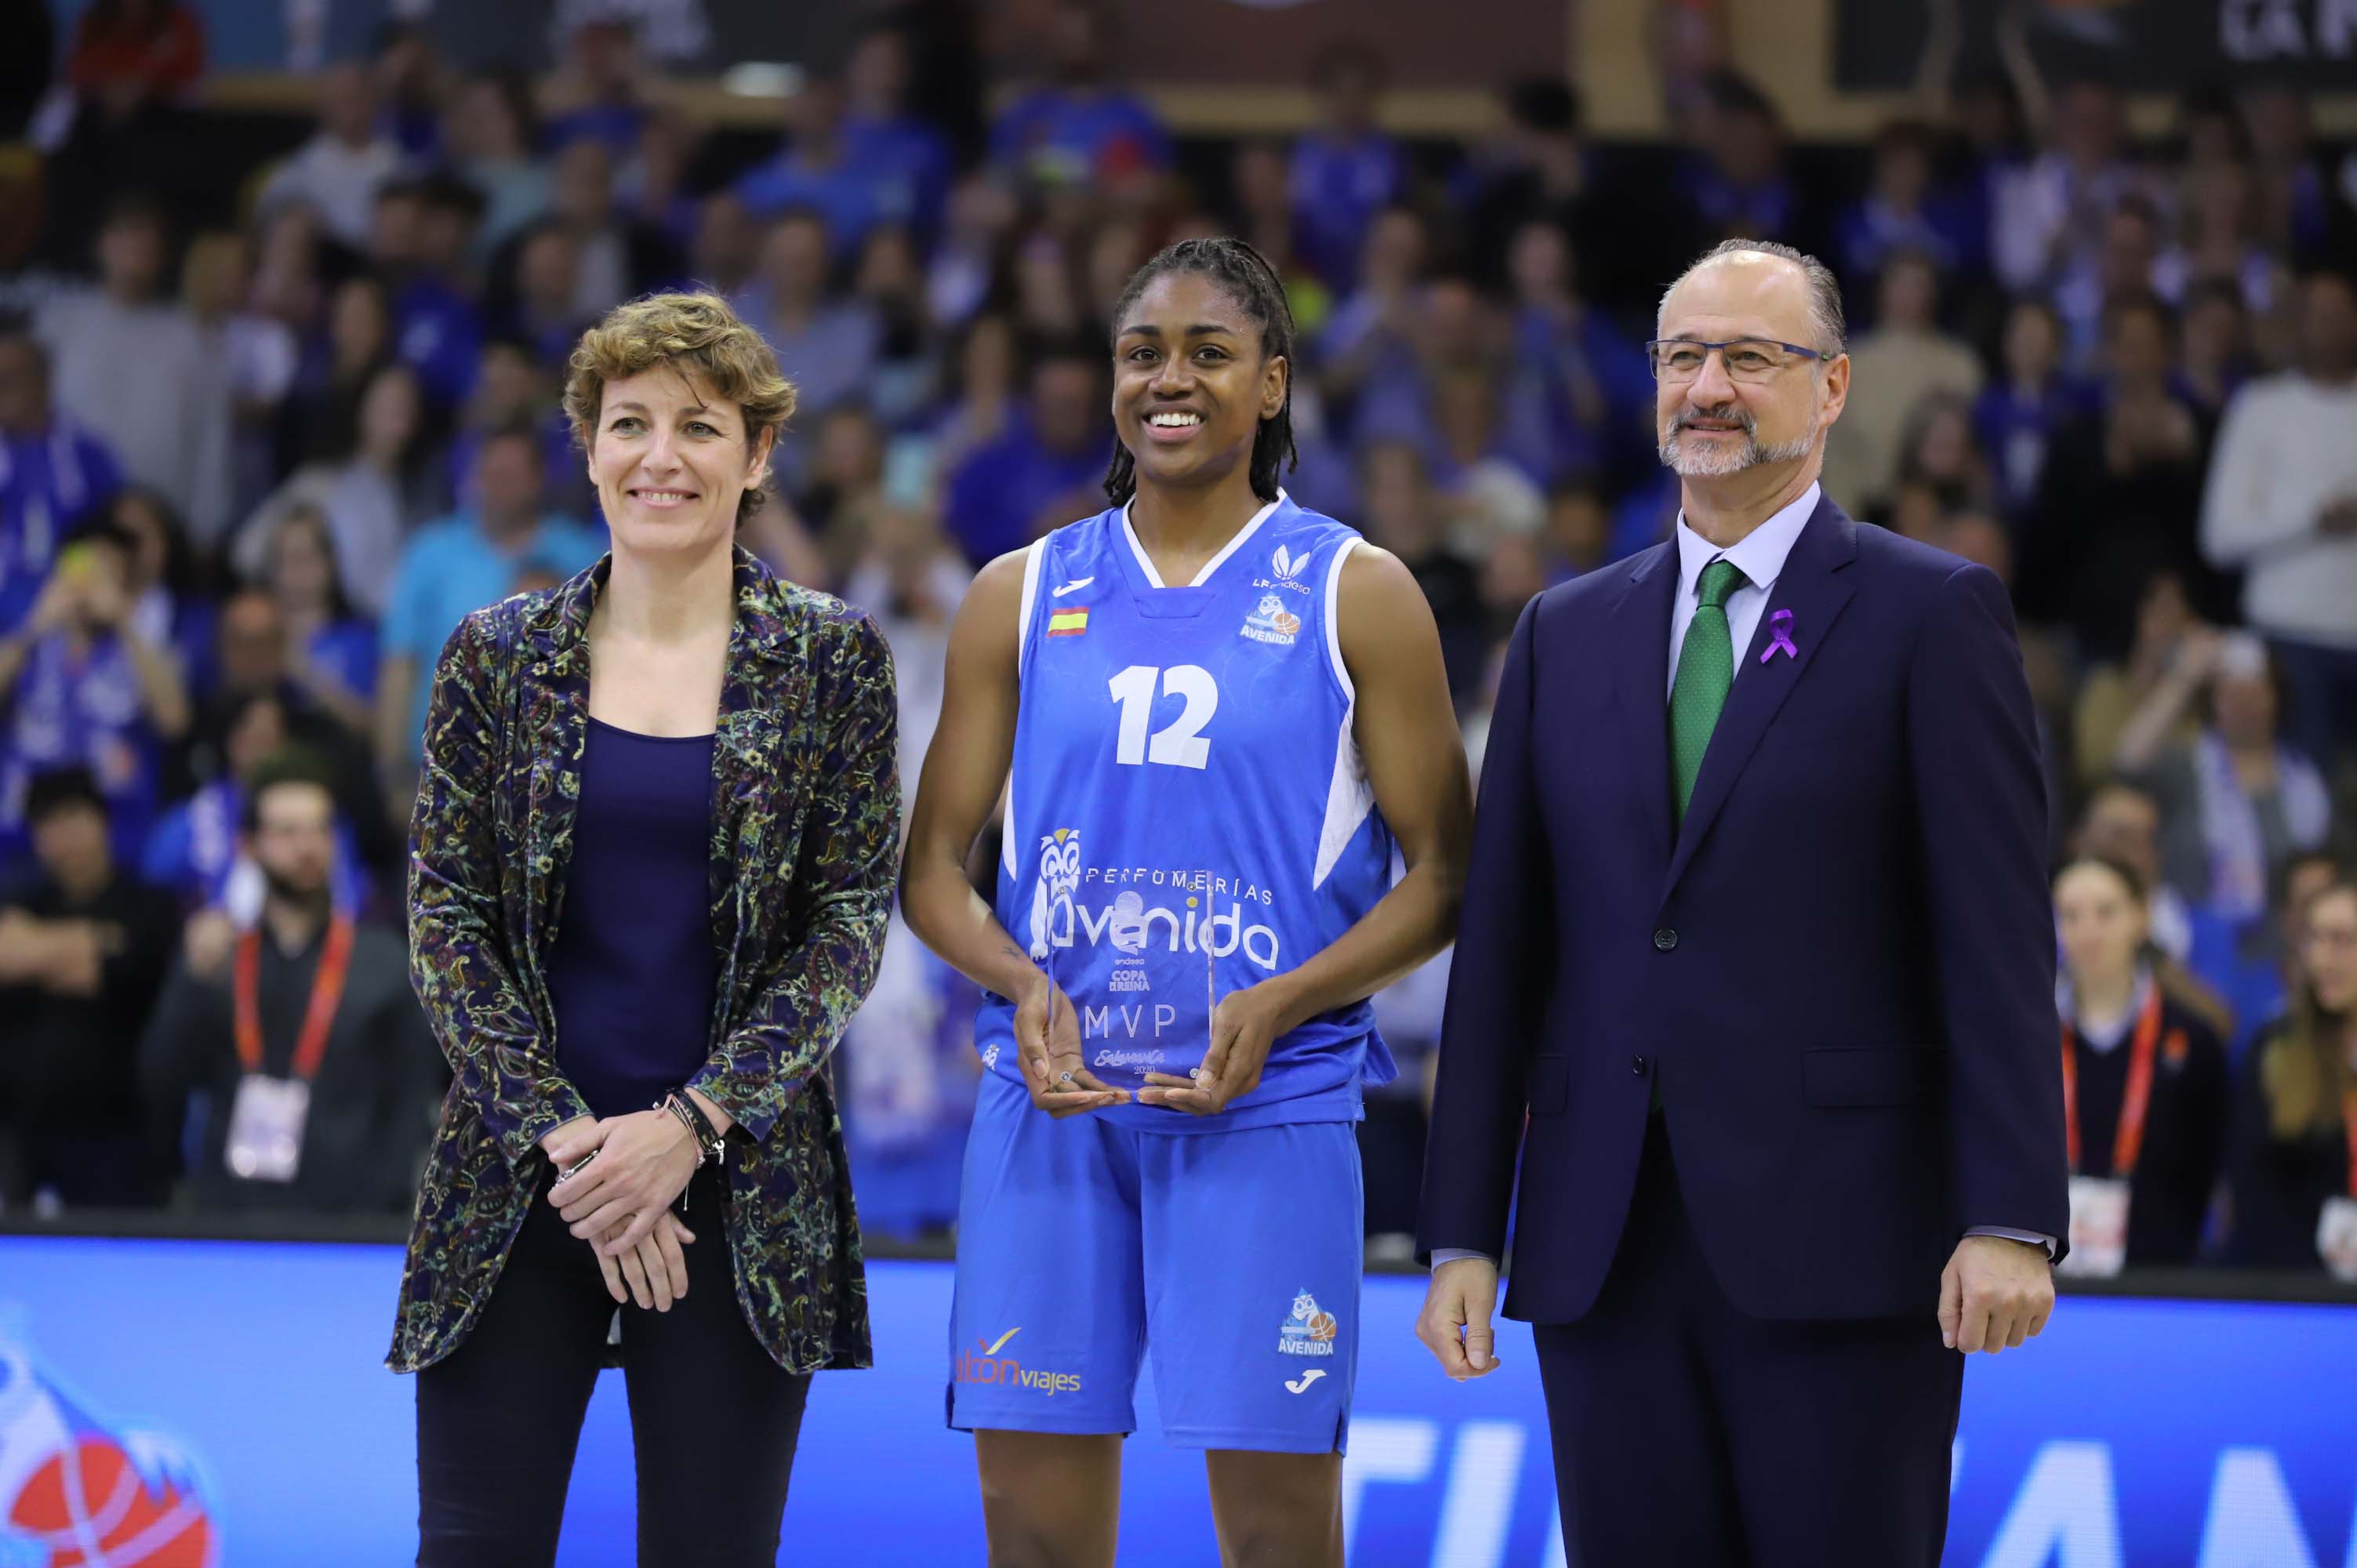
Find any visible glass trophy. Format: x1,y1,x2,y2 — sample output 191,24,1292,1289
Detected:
1059,868,1218,1093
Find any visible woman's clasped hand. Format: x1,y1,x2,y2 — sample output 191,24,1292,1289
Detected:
544,1110,703,1311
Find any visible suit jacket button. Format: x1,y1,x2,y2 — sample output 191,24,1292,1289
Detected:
1631,1055,1648,1076
1653,928,1678,951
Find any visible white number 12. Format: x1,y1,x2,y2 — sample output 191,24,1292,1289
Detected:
1107,664,1217,769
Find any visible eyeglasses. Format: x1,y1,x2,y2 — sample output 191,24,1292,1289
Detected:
1645,338,1830,383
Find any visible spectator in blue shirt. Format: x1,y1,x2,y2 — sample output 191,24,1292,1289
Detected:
734,209,881,492
373,20,445,162
844,24,954,245
1290,44,1403,292
140,686,367,918
1973,296,2083,521
942,338,1109,567
0,517,191,870
990,1,1170,192
1681,71,1798,245
488,221,592,375
441,338,576,521
0,326,122,638
1501,218,1653,485
380,173,488,411
1317,205,1429,441
735,77,888,260
539,16,647,159
1837,118,1984,289
373,426,604,786
258,506,379,735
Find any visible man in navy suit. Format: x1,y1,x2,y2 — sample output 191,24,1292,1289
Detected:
1415,239,2067,1565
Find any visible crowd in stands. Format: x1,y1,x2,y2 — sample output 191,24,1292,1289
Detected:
0,1,2353,1276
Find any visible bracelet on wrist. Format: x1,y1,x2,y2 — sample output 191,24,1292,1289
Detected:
656,1095,707,1167
666,1091,725,1161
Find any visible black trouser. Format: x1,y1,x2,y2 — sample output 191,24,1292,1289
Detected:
416,1161,812,1566
1532,1116,1963,1566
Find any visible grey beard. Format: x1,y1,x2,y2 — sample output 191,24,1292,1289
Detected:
1658,417,1818,476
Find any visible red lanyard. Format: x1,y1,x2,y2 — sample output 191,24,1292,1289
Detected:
234,918,356,1081
2061,985,2170,1178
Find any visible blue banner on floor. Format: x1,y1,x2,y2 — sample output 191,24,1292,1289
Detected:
1,1239,2352,1566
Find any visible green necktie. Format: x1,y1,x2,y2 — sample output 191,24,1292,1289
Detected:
1669,558,1747,827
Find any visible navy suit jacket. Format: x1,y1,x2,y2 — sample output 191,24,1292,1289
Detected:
1418,495,2069,1323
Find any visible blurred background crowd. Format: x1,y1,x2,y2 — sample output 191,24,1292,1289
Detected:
1,0,2354,1276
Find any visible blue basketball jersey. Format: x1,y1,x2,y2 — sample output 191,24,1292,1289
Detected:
975,492,1398,1131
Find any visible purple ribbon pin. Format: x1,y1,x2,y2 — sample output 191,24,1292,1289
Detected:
1760,608,1798,664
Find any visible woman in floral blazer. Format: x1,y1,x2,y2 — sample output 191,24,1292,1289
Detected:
392,292,899,1563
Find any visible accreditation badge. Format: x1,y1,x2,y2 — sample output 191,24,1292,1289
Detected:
2060,1176,2130,1277
225,1074,311,1183
2316,1196,2357,1283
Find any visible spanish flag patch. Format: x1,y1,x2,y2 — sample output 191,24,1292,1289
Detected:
1048,607,1088,637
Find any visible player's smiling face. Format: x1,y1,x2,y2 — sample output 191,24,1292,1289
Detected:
590,363,773,558
1112,270,1286,494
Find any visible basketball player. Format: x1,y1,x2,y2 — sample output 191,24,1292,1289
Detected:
900,238,1472,1566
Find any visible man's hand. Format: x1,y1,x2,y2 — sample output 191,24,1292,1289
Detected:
1938,1234,2054,1354
1138,981,1290,1116
1416,1256,1503,1381
2317,496,2357,536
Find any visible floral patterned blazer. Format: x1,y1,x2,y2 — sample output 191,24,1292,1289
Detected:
387,548,900,1376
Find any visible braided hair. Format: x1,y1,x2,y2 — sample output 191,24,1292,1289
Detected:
1102,237,1299,506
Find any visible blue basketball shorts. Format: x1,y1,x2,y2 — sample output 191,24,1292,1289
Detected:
946,1073,1364,1454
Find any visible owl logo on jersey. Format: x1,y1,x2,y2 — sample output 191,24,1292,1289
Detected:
1277,1288,1340,1357
1029,829,1082,960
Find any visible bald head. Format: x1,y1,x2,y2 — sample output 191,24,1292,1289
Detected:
1657,239,1846,358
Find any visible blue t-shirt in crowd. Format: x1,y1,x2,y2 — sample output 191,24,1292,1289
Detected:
393,276,485,409
0,631,161,869
545,717,717,1119
0,421,122,637
1289,129,1404,287
304,617,380,704
140,778,371,914
381,513,607,762
735,151,884,257
942,416,1106,568
990,88,1171,185
1972,378,2090,517
843,111,954,240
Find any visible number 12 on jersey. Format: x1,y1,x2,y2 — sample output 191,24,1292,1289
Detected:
1107,664,1217,769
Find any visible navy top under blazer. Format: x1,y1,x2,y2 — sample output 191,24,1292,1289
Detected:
545,717,721,1119
1418,493,2070,1323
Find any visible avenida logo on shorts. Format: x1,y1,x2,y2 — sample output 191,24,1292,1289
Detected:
1277,1288,1340,1358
